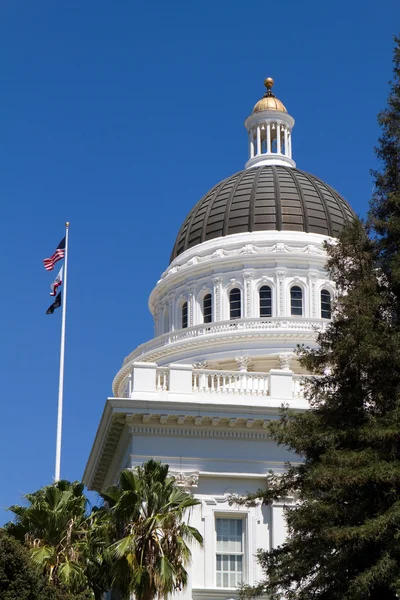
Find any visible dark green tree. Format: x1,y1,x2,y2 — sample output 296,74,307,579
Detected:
370,35,400,298
236,37,400,600
0,528,89,600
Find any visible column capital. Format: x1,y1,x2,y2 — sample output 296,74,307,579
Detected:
236,356,251,372
278,353,294,371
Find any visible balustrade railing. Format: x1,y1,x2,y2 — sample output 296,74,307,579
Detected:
192,369,269,395
124,317,327,365
122,365,313,400
156,367,169,391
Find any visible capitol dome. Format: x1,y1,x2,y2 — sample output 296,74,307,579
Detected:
171,165,354,261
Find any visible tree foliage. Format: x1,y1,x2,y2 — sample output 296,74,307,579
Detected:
0,529,89,600
5,480,113,600
237,36,400,600
101,459,203,600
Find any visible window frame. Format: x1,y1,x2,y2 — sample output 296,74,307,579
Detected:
202,292,212,324
259,284,272,318
181,301,188,329
320,288,332,319
229,287,242,320
290,285,303,317
215,515,246,589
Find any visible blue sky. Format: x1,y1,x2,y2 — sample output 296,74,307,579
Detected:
0,0,399,522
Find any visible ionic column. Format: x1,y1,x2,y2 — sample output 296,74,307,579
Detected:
284,126,288,156
256,126,261,155
267,122,271,153
212,276,222,321
249,130,254,158
277,123,281,154
288,131,292,158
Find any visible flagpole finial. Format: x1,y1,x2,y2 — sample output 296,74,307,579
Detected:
65,222,70,227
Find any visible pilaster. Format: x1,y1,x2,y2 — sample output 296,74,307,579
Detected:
275,268,287,317
243,270,254,318
212,276,222,321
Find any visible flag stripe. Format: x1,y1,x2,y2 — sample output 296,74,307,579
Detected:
43,238,66,271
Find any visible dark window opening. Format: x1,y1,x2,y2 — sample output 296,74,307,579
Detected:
182,302,188,329
230,288,241,320
259,285,272,317
291,286,303,316
203,293,212,323
321,289,332,319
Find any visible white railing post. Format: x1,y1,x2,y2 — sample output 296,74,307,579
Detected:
269,369,293,399
131,362,157,392
169,363,193,393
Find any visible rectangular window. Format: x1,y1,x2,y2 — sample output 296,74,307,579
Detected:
182,302,188,329
216,518,244,588
203,294,212,323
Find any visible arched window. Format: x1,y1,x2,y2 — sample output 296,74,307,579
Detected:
321,289,332,319
203,293,212,323
229,288,241,320
181,302,188,329
259,285,272,317
291,286,303,316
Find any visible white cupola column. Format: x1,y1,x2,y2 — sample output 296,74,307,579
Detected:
244,77,295,169
249,131,254,158
276,123,281,154
284,126,288,156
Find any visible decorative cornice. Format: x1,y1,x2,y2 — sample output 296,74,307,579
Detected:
84,399,298,492
90,414,126,491
150,238,328,312
129,425,270,440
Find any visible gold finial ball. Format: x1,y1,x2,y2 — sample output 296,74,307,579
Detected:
65,221,70,227
264,77,274,90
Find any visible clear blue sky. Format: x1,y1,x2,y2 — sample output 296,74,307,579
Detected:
0,0,399,523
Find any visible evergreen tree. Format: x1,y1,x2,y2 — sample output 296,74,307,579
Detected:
237,37,400,600
370,35,400,297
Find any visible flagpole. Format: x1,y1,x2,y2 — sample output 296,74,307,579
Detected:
54,221,69,482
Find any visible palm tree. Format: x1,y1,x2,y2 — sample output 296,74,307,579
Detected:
101,459,203,600
6,480,113,599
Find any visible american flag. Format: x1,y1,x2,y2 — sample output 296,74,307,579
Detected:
43,237,65,271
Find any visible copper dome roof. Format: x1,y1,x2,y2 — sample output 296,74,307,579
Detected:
170,165,355,262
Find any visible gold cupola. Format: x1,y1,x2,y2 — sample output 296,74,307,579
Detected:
252,78,287,113
244,77,295,170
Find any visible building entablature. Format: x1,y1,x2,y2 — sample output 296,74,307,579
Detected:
83,381,306,492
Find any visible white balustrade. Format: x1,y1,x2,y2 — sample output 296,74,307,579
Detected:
192,369,269,396
124,318,327,365
118,364,315,400
156,367,169,391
